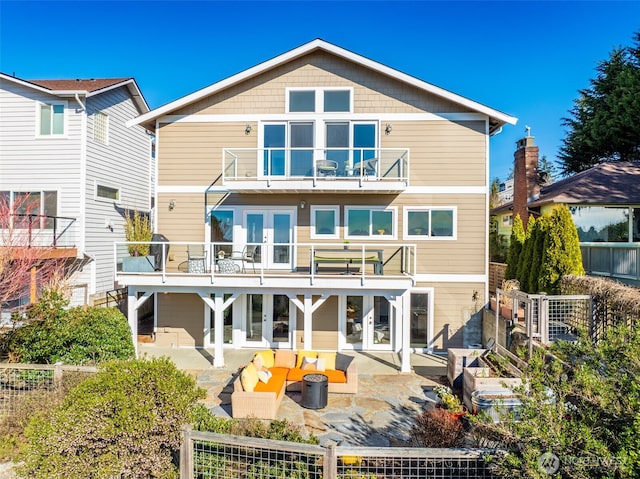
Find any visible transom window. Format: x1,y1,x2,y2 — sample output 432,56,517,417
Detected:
38,102,65,136
404,207,456,239
310,206,339,239
287,88,352,113
345,207,395,239
96,184,119,201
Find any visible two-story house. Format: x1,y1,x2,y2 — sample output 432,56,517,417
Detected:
0,74,152,308
121,40,517,370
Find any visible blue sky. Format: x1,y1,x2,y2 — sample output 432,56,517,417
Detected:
1,1,638,181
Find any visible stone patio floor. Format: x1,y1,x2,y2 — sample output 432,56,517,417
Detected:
139,345,448,447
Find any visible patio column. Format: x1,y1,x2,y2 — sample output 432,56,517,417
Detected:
303,294,313,350
127,287,139,358
401,290,411,373
213,294,224,367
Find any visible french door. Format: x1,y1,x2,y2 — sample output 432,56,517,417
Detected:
341,295,393,351
242,294,293,348
243,209,294,270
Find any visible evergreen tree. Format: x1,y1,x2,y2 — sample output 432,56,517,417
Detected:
539,206,585,294
527,215,550,293
505,214,525,280
516,215,536,292
559,31,640,174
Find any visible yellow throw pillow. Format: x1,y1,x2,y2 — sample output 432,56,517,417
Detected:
317,352,336,370
295,350,317,368
240,362,259,392
255,350,275,368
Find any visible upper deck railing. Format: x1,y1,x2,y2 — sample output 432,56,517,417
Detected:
221,148,409,189
1,214,77,248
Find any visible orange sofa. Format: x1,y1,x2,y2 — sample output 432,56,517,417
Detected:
231,349,358,419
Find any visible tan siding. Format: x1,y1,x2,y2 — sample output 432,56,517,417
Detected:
381,120,486,186
424,282,486,351
173,52,470,117
157,122,256,186
156,293,204,347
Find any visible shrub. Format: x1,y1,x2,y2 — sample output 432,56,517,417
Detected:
20,357,205,479
7,290,134,365
411,408,465,448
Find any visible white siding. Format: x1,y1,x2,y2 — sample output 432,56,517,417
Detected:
0,79,84,236
85,87,152,295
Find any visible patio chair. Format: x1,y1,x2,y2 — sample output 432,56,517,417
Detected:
187,244,207,273
316,159,338,177
230,244,261,273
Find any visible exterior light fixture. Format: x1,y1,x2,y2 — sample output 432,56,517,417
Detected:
385,123,392,135
169,200,175,211
245,124,252,135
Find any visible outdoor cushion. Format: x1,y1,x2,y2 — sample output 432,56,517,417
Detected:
255,349,275,368
286,367,346,383
295,350,318,368
254,368,287,393
252,354,264,370
274,349,295,368
335,352,354,372
240,362,259,392
317,352,336,370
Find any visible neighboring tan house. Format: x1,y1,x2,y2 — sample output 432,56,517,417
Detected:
0,74,152,309
121,39,517,369
491,136,640,286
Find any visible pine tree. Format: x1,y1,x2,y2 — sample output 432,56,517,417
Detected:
559,32,640,174
505,214,525,280
527,215,550,293
539,206,585,294
516,215,536,292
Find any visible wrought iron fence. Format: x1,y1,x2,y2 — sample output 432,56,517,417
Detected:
181,428,497,479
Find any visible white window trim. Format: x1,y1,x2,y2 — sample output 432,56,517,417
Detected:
35,100,68,138
345,205,397,240
285,87,354,114
95,181,120,202
93,110,110,145
310,205,340,239
403,206,457,241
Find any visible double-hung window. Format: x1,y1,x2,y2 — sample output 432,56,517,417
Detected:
346,206,395,239
404,207,456,240
38,102,65,136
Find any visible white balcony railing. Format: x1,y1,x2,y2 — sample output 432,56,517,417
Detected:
222,148,409,187
115,241,417,284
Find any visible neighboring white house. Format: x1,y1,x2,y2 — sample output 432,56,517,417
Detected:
0,74,152,305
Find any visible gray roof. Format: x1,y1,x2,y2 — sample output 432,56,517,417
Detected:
491,161,640,215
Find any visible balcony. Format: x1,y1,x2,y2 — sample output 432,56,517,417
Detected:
1,214,78,258
115,241,417,289
221,148,409,193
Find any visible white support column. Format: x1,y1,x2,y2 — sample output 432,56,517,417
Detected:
400,290,411,373
213,294,225,367
127,287,139,358
303,294,313,350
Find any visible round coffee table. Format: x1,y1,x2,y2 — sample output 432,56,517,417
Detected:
301,373,328,409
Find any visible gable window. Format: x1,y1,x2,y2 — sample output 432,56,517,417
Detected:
404,207,456,239
310,206,339,239
287,88,352,113
93,111,109,144
346,206,395,238
289,91,315,112
96,184,119,201
39,102,65,136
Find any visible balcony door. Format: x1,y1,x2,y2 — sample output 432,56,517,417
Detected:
243,209,294,270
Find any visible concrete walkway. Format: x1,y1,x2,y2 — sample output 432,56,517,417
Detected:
139,345,448,446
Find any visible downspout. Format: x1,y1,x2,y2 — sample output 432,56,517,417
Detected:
75,93,86,111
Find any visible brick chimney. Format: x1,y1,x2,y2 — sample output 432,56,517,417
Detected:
512,135,539,230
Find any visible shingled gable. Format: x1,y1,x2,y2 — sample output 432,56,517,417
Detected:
128,38,517,132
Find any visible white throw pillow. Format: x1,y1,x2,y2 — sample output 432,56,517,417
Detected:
257,368,272,384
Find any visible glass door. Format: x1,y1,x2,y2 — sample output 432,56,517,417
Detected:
342,296,393,351
243,210,294,270
263,124,285,177
242,294,293,347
